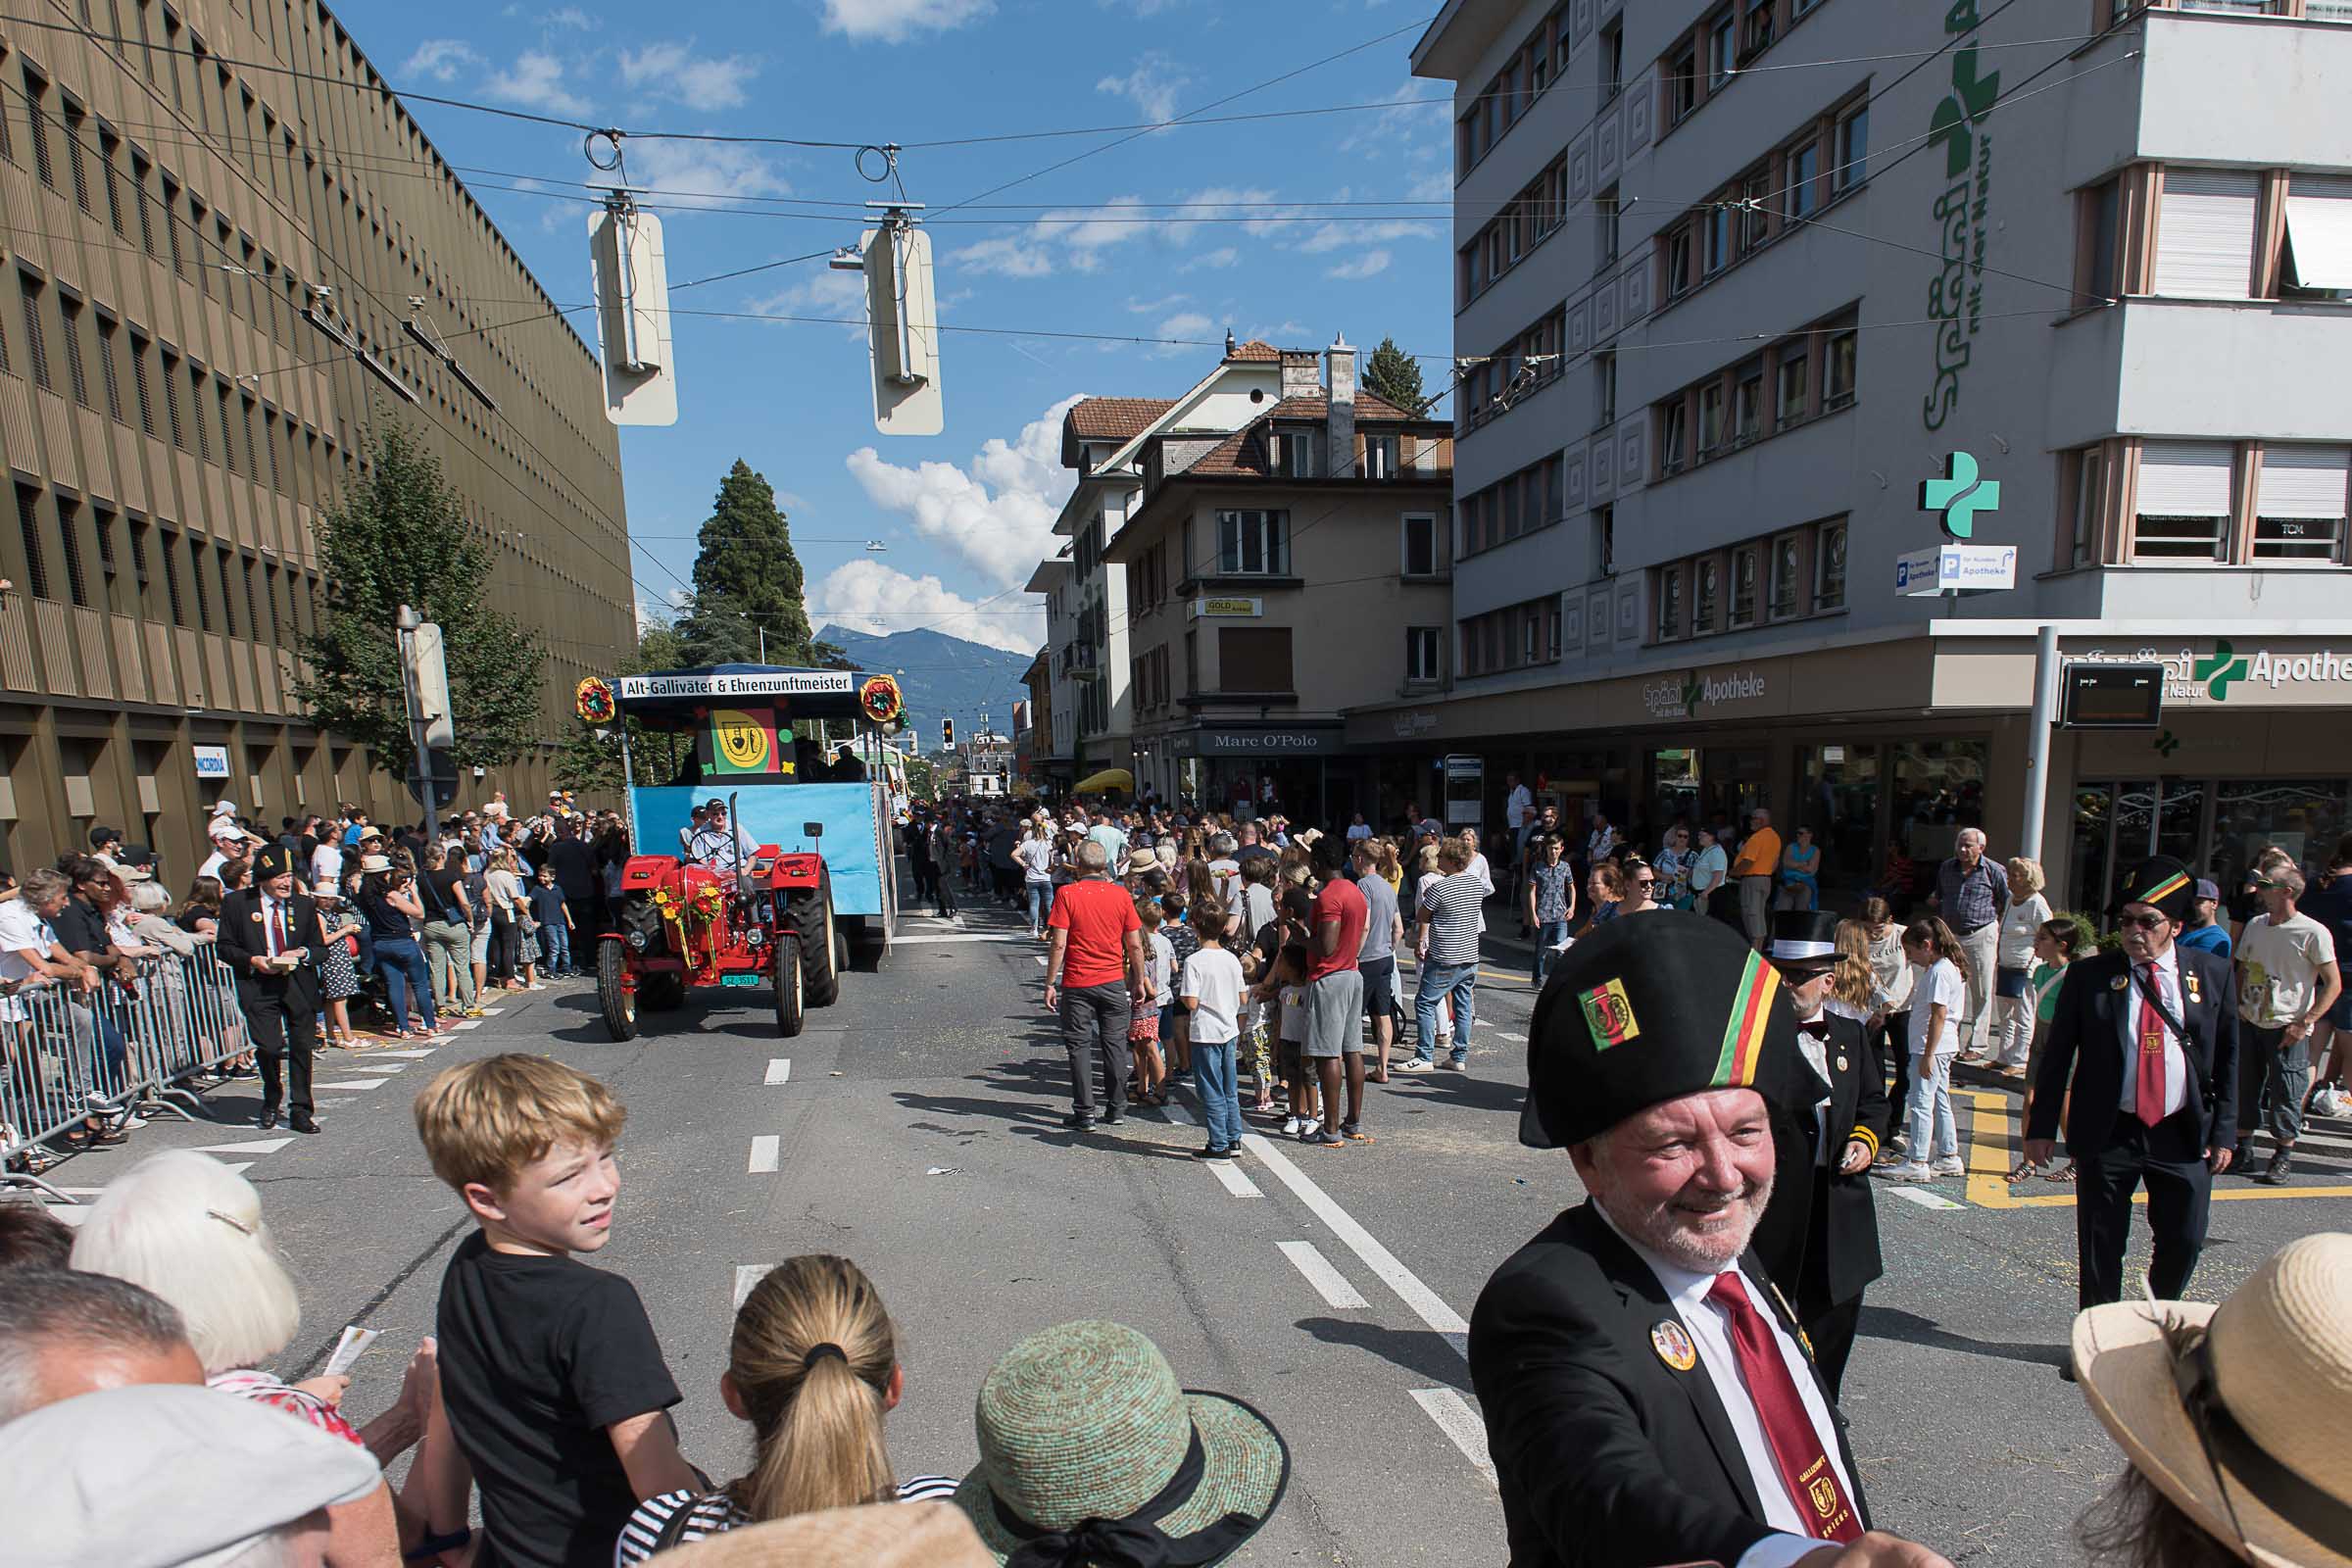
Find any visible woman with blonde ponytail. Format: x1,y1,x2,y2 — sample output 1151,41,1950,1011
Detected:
614,1255,952,1563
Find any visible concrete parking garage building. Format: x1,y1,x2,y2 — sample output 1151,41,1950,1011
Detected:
1391,0,2352,908
0,1,632,873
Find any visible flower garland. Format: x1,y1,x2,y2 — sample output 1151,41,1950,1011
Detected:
858,674,904,726
575,676,616,725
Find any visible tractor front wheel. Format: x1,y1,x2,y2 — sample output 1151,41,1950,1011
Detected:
597,940,638,1041
789,875,840,1008
774,934,806,1039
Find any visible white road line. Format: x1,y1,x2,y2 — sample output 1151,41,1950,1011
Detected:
373,1048,439,1058
195,1138,292,1154
1886,1185,1967,1210
1160,1100,1196,1125
1498,1031,1528,1043
1409,1388,1497,1489
1034,955,1048,966
316,1078,390,1091
733,1264,767,1308
1279,1240,1368,1308
749,1136,781,1173
1238,1129,1470,1346
478,1006,507,1016
222,1161,254,1176
446,1020,483,1031
1204,1157,1262,1198
764,1058,792,1085
893,934,1034,946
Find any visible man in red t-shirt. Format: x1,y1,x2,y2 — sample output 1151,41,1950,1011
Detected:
1303,851,1372,1147
1045,841,1148,1130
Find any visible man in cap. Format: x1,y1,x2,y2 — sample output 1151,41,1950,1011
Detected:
1471,912,1947,1568
197,815,257,882
215,843,325,1133
2025,857,2239,1340
687,798,756,873
1755,909,1890,1399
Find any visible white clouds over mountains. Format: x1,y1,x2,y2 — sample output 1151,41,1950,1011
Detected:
811,560,1040,654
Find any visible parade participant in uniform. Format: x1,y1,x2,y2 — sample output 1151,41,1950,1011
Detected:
215,845,324,1134
2026,858,2239,1349
1758,910,1890,1400
1472,911,1947,1568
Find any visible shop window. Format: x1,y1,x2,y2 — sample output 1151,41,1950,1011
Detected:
2070,784,2116,920
2214,780,2349,908
2133,440,2234,562
1815,520,1847,610
1729,546,1759,628
2253,447,2349,563
1893,740,1989,873
1217,627,1293,694
2153,169,2258,298
1800,742,1880,903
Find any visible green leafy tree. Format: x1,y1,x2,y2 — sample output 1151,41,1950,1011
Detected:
1362,335,1427,414
294,422,546,778
678,460,815,666
552,618,693,795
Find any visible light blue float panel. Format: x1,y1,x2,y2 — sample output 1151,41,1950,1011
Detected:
630,783,887,917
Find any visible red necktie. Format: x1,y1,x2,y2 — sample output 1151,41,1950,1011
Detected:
271,901,289,959
2134,963,2168,1128
1706,1272,1862,1544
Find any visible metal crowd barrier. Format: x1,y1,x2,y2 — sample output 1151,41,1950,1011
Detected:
1,950,253,1202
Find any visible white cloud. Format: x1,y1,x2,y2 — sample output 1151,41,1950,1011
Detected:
1095,54,1189,124
948,233,1054,278
1181,246,1239,272
746,270,867,337
402,39,483,82
619,40,758,108
1152,312,1216,358
544,6,593,26
1295,218,1437,254
818,0,993,42
1327,250,1392,280
950,195,1149,278
845,396,1086,588
1125,293,1190,315
811,561,1041,655
627,138,790,208
484,50,584,114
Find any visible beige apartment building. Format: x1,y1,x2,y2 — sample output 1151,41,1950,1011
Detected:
0,0,633,876
1102,341,1453,823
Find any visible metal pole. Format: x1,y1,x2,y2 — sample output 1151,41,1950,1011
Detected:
2020,622,2059,862
620,723,637,852
395,605,429,822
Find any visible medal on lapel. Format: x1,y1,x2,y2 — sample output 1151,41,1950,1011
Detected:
2185,973,2202,1004
2110,975,2129,992
1650,1320,1697,1372
1836,1055,1848,1072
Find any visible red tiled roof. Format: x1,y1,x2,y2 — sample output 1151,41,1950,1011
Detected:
1223,339,1282,363
1065,397,1178,442
1262,390,1425,422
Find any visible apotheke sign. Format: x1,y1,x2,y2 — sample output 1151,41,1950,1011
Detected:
2070,642,2352,705
1643,666,1767,721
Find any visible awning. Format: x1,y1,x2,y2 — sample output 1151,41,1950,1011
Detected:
1074,768,1134,794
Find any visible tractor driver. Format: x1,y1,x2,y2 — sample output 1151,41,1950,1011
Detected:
686,798,757,874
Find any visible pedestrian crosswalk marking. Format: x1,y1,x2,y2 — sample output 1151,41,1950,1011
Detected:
732,1264,767,1308
1279,1241,1367,1308
1886,1185,1966,1210
749,1136,781,1173
1204,1156,1261,1198
764,1058,792,1085
195,1138,292,1154
316,1079,390,1091
1409,1388,1497,1489
373,1048,438,1057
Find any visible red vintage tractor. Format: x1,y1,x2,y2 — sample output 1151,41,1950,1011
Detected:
595,840,843,1040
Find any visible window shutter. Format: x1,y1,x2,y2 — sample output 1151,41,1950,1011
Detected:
2135,441,2235,515
2255,448,2351,519
2153,171,2259,298
2284,175,2352,291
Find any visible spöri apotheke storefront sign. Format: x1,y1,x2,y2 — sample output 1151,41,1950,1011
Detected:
2066,643,2352,705
1919,0,1999,433
1643,666,1768,721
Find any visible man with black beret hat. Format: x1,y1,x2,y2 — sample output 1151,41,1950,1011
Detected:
1472,911,1947,1568
2026,857,2239,1342
214,842,325,1133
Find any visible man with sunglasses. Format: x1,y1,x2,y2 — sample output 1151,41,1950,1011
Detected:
2025,858,2239,1360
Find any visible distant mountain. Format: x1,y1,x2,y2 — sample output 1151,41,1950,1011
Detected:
815,624,1034,753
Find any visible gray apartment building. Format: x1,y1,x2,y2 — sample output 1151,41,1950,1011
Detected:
1396,0,2352,909
0,0,633,875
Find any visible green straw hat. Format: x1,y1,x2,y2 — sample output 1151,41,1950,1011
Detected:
955,1321,1289,1567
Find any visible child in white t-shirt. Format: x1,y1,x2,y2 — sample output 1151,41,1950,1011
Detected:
1881,918,1969,1182
1181,906,1248,1159
1134,898,1175,1107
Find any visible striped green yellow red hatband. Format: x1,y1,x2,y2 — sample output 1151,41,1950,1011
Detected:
1712,951,1780,1089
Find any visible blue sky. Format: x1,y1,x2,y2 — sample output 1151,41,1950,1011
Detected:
373,0,1456,657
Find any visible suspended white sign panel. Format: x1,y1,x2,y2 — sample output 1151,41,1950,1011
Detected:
862,220,943,437
588,200,678,427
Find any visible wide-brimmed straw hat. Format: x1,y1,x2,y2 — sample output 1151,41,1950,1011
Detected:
954,1321,1288,1566
660,1502,991,1568
2073,1233,2352,1568
1124,851,1159,876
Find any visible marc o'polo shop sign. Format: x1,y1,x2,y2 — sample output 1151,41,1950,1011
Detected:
1176,726,1339,756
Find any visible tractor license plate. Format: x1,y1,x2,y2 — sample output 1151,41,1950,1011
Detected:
721,973,760,988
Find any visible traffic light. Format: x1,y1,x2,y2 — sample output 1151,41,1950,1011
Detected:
942,717,956,749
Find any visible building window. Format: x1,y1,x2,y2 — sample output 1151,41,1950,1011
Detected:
1598,184,1621,265
1278,429,1319,478
1769,535,1802,619
1835,103,1869,192
2080,176,2123,305
1777,349,1810,429
1743,0,1777,55
2066,444,2105,568
22,69,54,189
2133,440,2235,562
1363,434,1399,479
1601,21,1623,102
1657,400,1688,475
1594,353,1618,426
1215,510,1290,575
1705,206,1734,275
96,319,122,422
1735,366,1764,445
2153,169,2259,298
1406,626,1443,682
1402,513,1439,576
1698,382,1727,456
1740,169,1772,252
1668,43,1699,123
1707,12,1737,87
1824,328,1858,410
1815,520,1847,610
1694,556,1720,633
2281,175,2352,296
1730,545,1759,627
18,274,51,391
2252,447,2349,564
58,297,90,410
1657,565,1685,641
14,485,50,601
1218,627,1293,693
1666,224,1692,298
1786,142,1821,220
1595,505,1615,576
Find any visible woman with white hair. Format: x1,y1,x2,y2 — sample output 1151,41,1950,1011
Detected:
71,1149,449,1567
1984,856,2053,1078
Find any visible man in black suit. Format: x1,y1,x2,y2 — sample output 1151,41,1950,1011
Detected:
2026,856,2237,1332
1753,909,1889,1400
1473,913,1946,1568
215,845,323,1134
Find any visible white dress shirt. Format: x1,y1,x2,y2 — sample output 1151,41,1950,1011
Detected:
2118,943,2191,1120
1594,1202,1857,1568
260,893,292,958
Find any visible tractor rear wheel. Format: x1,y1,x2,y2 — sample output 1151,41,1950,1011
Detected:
773,934,805,1039
789,874,840,1008
596,940,638,1041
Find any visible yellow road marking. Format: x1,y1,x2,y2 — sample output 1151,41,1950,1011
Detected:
1962,1090,2352,1208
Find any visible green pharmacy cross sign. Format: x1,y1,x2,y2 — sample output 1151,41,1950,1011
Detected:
1920,450,2000,540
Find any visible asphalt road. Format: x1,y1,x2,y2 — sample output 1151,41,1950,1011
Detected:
32,887,2352,1566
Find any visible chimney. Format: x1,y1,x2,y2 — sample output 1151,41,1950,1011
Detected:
1279,350,1319,402
1326,333,1356,478
1224,328,1237,359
